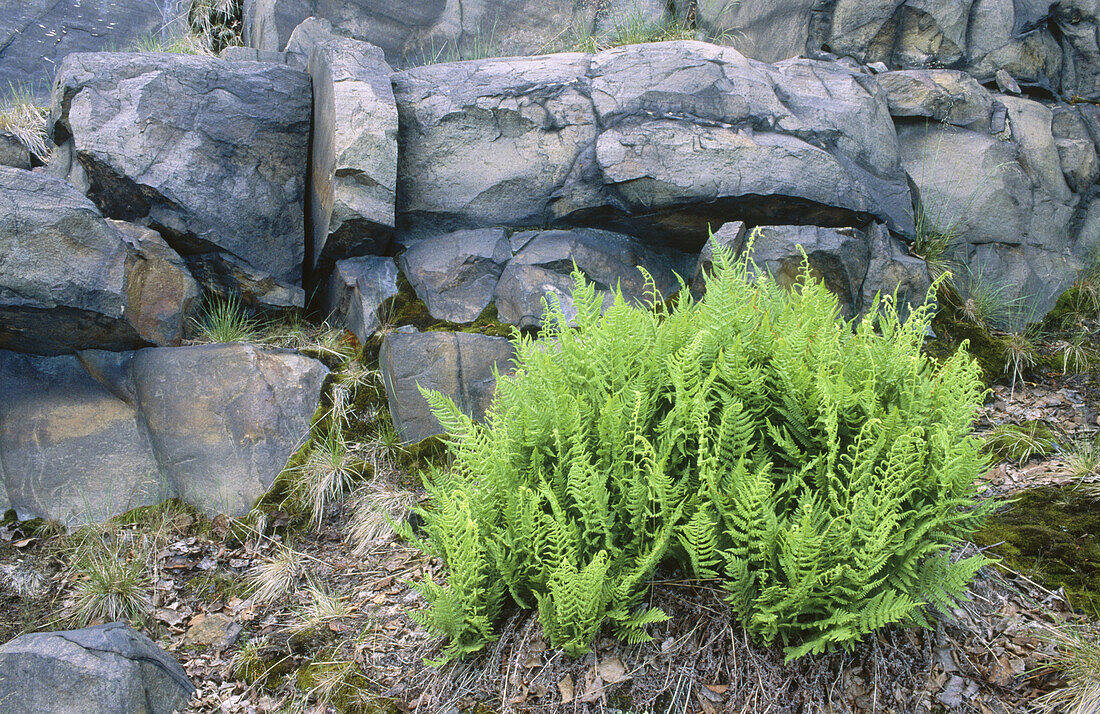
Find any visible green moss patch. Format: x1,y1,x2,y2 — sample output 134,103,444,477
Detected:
973,487,1100,616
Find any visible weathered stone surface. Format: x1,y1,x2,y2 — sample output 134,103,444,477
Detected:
393,53,597,235
400,229,511,323
49,52,311,305
1051,105,1100,194
860,222,932,318
685,0,1100,100
0,349,166,525
130,344,327,518
897,94,1092,317
0,622,193,714
494,228,693,329
0,0,189,101
696,0,816,63
323,256,400,343
395,42,914,247
0,132,30,170
246,0,592,64
0,344,328,523
877,70,994,129
586,42,915,243
308,37,397,281
0,167,195,354
380,331,514,443
111,221,201,348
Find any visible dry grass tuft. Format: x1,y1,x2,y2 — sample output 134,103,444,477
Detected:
0,87,49,160
1034,622,1100,714
246,545,303,606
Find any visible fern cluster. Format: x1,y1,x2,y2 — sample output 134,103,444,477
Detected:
407,238,993,662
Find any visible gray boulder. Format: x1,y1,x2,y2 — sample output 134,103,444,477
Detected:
0,350,167,525
393,52,597,235
323,256,400,343
494,228,692,329
587,42,914,243
49,52,311,307
380,330,514,443
130,344,328,518
308,37,397,282
400,229,512,323
877,70,995,130
0,622,193,714
0,167,196,355
0,344,328,523
0,0,189,101
112,221,202,348
0,132,30,170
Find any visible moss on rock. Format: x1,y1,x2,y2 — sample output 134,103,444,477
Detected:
972,486,1100,616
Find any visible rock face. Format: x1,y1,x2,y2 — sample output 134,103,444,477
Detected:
400,229,512,323
0,344,328,524
323,256,400,343
495,229,693,329
0,0,189,101
690,0,1100,102
0,132,30,170
0,622,194,714
380,331,514,443
308,37,398,282
0,167,197,355
895,93,1095,317
49,52,311,308
393,42,914,247
244,0,610,65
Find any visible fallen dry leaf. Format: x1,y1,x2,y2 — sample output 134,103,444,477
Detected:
558,674,574,704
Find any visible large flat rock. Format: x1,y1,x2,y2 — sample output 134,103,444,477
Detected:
393,42,914,249
0,344,328,524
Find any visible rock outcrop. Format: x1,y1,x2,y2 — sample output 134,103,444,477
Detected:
49,52,311,309
323,256,400,344
394,41,915,248
0,167,197,355
0,622,194,714
0,344,328,524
